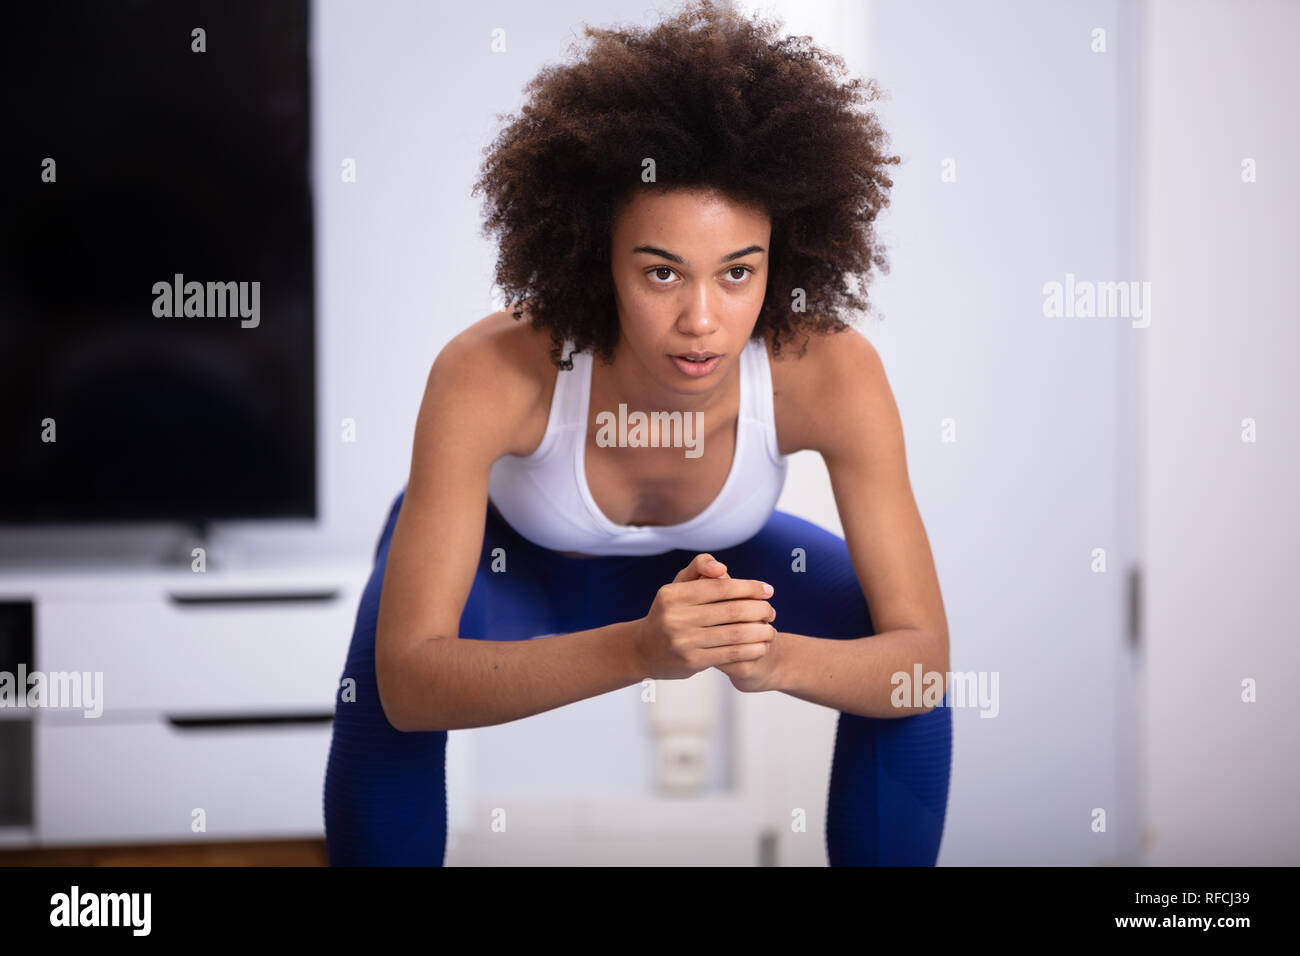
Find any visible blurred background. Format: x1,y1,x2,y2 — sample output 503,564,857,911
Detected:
0,0,1295,865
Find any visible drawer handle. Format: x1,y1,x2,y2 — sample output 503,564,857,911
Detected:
166,712,334,729
167,589,341,607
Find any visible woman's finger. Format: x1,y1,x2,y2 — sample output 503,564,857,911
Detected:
673,553,728,583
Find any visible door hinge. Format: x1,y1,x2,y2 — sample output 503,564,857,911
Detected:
1126,565,1142,649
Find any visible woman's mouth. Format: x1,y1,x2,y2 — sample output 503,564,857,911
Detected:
671,352,721,377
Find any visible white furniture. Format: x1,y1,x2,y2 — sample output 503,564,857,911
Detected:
0,558,834,864
0,559,368,848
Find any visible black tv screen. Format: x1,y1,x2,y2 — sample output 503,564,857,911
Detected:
0,0,315,524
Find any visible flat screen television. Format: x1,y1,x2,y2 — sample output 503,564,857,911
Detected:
0,0,316,525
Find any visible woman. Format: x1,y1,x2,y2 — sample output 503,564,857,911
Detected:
324,0,951,866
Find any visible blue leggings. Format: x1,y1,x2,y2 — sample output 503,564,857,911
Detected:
324,487,952,865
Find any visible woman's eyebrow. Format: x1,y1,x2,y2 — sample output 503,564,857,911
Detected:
631,244,765,264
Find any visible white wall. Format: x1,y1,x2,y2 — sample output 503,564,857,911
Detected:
785,0,1144,864
1141,0,1300,865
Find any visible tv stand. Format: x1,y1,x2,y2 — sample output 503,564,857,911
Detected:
0,558,369,849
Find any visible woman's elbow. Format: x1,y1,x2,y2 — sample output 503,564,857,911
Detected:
375,640,424,732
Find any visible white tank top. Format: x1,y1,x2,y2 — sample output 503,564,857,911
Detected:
487,337,788,556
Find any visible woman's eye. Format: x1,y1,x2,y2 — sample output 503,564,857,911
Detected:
647,265,752,284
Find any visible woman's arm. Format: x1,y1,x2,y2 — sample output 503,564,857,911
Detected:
376,317,644,732
743,329,950,719
391,623,646,732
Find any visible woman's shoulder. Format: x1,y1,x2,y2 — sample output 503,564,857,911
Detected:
430,309,559,458
766,324,885,456
441,308,555,374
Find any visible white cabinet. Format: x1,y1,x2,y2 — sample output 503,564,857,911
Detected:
0,561,368,848
36,718,335,844
40,592,356,715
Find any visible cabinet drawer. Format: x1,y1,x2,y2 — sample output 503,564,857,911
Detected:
38,592,355,715
36,717,332,844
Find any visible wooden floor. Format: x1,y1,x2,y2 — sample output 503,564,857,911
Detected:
0,838,328,866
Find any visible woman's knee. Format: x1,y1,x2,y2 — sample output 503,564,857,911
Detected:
827,705,952,865
323,724,449,865
719,511,874,639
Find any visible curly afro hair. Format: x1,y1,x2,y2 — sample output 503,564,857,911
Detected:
472,0,899,368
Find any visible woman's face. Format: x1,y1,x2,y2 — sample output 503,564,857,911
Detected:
609,187,771,394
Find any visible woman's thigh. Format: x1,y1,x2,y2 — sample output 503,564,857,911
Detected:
323,489,450,865
714,510,953,866
324,489,563,865
462,507,687,638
